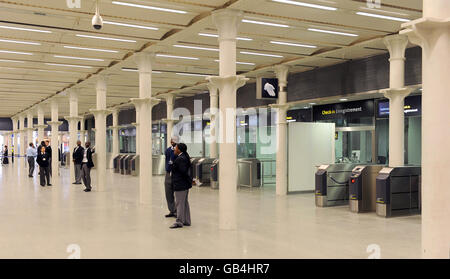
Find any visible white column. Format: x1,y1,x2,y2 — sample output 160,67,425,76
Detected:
79,117,86,146
207,84,219,158
131,52,159,205
206,9,248,230
26,112,34,146
65,89,82,184
36,105,47,141
90,75,109,192
273,65,289,196
132,112,140,154
11,117,18,161
381,35,411,167
110,108,120,167
401,0,450,258
48,100,62,178
164,95,175,147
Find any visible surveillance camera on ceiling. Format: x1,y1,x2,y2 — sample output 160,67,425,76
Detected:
92,0,103,30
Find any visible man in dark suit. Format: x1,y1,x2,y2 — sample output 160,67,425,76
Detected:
80,141,94,192
45,140,52,176
72,140,84,184
170,143,192,229
164,136,178,218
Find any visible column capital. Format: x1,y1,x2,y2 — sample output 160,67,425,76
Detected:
130,97,160,109
35,124,48,129
383,34,409,61
64,116,83,123
206,82,219,96
381,88,413,99
206,75,248,91
47,121,63,126
89,108,112,117
211,9,243,42
109,125,123,130
401,18,450,49
134,52,155,74
274,64,290,80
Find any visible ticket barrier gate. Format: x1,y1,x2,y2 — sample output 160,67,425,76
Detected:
120,155,132,175
190,158,202,181
194,158,216,186
114,155,124,173
130,155,139,176
237,158,261,187
124,155,133,175
376,166,421,218
315,163,359,207
349,165,385,213
210,159,219,189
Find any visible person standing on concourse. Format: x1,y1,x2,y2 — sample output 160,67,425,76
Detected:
26,143,37,177
36,146,51,187
72,140,84,185
80,141,94,192
164,136,179,218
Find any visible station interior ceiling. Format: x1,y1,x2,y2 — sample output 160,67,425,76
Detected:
0,0,423,118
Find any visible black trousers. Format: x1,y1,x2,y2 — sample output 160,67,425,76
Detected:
39,166,50,186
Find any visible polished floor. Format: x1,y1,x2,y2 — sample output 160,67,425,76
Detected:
0,158,421,259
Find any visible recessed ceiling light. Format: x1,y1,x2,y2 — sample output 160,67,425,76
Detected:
63,46,119,53
340,98,348,101
103,21,159,30
0,25,52,33
360,7,409,17
0,50,33,55
198,33,252,41
270,41,317,48
242,19,289,28
121,68,162,73
356,12,410,22
0,39,41,46
240,51,283,58
176,73,210,77
156,54,199,60
214,59,255,66
308,28,358,37
54,55,104,62
309,102,316,105
173,44,219,52
45,63,93,69
0,59,25,63
112,1,187,14
76,34,137,43
272,0,337,11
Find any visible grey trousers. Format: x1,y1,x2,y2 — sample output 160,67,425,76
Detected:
74,164,82,183
27,157,35,176
165,173,176,214
175,190,191,226
81,163,91,190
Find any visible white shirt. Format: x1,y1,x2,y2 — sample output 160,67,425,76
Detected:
82,148,88,163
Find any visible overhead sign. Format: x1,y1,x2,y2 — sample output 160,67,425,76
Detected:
377,95,422,118
257,77,279,99
313,100,374,121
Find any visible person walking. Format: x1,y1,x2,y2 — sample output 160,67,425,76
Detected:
26,143,37,177
164,136,178,218
36,146,51,187
72,140,84,185
170,143,192,229
80,141,94,192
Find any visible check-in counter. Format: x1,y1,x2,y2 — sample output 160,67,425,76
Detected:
237,158,261,187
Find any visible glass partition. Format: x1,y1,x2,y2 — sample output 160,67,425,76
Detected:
119,126,136,153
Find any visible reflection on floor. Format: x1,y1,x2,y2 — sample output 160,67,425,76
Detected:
0,158,421,259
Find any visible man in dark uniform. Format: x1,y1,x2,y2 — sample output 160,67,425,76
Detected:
164,136,178,218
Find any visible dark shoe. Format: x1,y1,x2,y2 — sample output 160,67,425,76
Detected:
170,223,183,229
40,184,45,187
165,213,176,218
28,175,33,177
47,184,52,186
183,223,191,227
84,189,91,192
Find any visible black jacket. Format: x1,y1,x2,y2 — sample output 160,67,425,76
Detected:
82,147,95,168
73,145,84,164
46,146,52,157
36,152,50,168
171,153,192,192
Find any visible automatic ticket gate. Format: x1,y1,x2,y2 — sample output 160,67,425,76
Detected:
210,159,219,189
315,163,358,207
195,158,216,186
237,158,261,187
190,158,202,181
120,155,132,175
349,165,385,213
114,155,124,173
130,155,139,176
376,166,421,218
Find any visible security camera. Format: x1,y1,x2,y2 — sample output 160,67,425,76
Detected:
92,13,103,30
92,0,103,30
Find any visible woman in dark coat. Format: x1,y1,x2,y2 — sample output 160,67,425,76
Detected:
170,143,192,229
2,146,8,165
36,146,51,187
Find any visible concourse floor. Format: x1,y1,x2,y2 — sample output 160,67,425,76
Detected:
0,158,421,259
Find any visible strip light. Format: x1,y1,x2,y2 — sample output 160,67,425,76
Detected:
356,12,410,22
0,39,41,46
64,46,118,53
270,41,317,48
156,54,199,60
103,21,159,30
272,0,337,11
121,68,162,74
0,50,33,55
214,59,255,66
0,59,25,63
198,33,252,41
240,51,283,58
54,55,104,62
38,69,73,74
173,44,219,52
112,1,187,14
308,28,358,37
45,63,93,69
242,19,289,28
76,34,136,43
0,25,52,33
176,73,209,77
